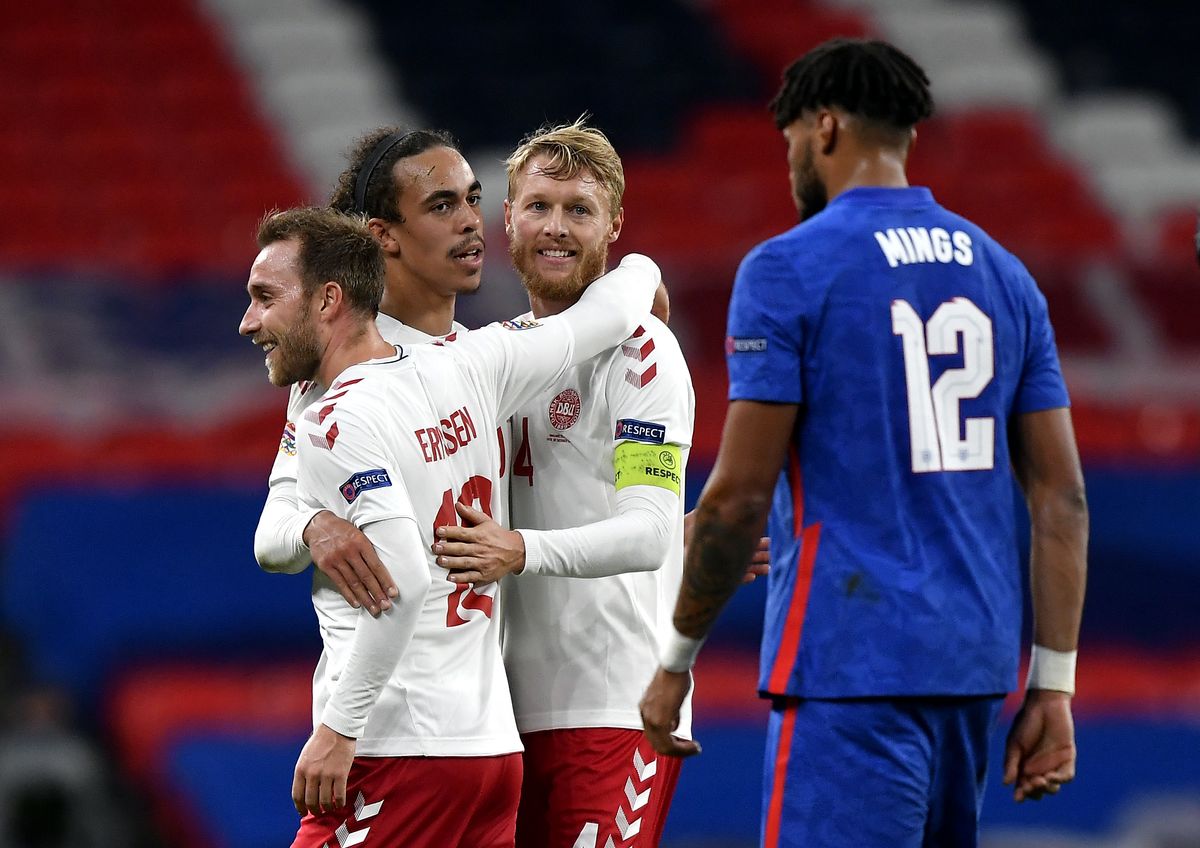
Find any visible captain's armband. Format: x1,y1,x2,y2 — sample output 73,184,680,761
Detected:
613,442,682,495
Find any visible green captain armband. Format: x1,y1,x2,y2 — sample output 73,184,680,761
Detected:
613,442,682,495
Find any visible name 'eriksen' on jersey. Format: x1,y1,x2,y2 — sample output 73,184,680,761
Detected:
414,405,479,463
874,227,973,269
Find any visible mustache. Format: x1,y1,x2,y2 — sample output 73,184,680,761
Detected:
448,235,486,258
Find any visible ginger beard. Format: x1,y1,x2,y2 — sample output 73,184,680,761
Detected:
257,299,322,387
509,229,610,302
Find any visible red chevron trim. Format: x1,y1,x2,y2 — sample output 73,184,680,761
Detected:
621,337,656,361
623,363,657,389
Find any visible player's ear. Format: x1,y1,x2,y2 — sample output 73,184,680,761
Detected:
317,281,343,318
368,218,401,257
608,207,624,243
503,199,514,238
818,110,838,156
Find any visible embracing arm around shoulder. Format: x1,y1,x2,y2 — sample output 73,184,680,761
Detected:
520,478,678,578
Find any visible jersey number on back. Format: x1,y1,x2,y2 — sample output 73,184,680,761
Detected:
891,297,995,473
435,475,497,627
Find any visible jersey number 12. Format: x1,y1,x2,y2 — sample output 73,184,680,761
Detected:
891,297,995,473
435,476,497,627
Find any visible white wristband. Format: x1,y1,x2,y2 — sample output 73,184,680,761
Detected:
1026,645,1077,695
659,627,705,674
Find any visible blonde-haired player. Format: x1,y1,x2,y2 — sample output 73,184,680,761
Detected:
434,119,694,848
240,206,661,847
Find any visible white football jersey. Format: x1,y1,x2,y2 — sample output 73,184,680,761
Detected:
502,315,696,736
266,316,474,495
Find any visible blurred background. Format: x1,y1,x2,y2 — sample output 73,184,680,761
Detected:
1,0,1198,845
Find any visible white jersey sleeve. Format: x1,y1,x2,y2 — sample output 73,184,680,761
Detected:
514,316,694,578
296,403,429,738
448,253,660,422
254,382,326,572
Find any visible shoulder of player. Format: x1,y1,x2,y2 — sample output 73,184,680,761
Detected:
597,316,691,389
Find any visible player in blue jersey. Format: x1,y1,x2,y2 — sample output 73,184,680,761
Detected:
640,38,1088,848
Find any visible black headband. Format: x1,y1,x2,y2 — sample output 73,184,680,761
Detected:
352,130,415,216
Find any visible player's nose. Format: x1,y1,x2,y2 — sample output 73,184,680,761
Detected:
239,304,260,337
543,208,567,238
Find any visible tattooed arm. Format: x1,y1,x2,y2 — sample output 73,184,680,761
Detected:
640,400,799,756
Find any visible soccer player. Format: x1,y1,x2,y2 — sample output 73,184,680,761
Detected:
238,207,661,846
432,120,694,848
252,128,484,613
639,38,1089,848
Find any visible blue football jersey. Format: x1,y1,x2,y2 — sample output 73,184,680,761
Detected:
726,186,1069,698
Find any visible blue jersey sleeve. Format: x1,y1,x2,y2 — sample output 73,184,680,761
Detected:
726,243,803,404
1014,283,1070,414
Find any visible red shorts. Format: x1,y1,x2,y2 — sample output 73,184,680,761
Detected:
291,753,521,848
516,728,682,848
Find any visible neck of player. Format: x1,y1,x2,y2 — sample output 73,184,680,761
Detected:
527,292,581,319
829,145,910,199
315,323,396,388
379,267,459,337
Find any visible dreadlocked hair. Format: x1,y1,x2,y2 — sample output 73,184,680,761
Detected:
770,38,934,132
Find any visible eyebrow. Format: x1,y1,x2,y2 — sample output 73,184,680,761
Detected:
421,181,482,206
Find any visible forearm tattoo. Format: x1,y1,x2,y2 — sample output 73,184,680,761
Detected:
674,498,763,638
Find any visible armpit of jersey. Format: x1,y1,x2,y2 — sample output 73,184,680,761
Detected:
613,442,682,494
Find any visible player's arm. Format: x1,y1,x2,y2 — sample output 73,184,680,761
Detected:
1003,406,1088,802
254,475,321,574
438,467,679,583
292,515,431,815
290,408,429,815
639,400,797,753
253,404,397,613
454,253,660,421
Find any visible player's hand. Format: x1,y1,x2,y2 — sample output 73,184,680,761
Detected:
292,724,356,816
651,280,670,325
304,511,396,615
684,510,770,584
743,536,771,583
435,503,526,585
639,667,701,758
1002,689,1076,802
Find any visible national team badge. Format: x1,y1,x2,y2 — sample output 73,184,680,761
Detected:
548,388,581,430
339,468,392,503
278,421,297,456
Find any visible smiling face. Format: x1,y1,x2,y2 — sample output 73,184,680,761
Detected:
505,153,623,303
238,238,322,387
382,146,485,296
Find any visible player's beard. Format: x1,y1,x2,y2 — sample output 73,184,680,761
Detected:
263,303,322,387
793,142,828,222
510,237,609,303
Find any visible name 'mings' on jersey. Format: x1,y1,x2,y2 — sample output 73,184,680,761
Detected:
725,186,1069,702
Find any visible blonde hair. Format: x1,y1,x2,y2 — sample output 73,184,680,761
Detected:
505,117,625,217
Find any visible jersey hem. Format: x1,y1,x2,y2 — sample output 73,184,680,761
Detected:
354,735,524,757
515,710,692,740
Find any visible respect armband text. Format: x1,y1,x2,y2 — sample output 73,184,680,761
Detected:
613,442,682,495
